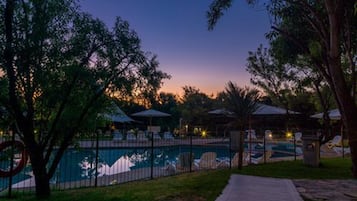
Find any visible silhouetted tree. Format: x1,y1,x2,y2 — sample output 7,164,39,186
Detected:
207,0,357,178
0,0,169,197
223,81,260,169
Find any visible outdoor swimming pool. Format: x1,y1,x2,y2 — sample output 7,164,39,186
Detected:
0,143,301,190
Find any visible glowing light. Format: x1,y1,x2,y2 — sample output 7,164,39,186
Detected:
286,131,293,138
265,130,272,140
201,130,207,138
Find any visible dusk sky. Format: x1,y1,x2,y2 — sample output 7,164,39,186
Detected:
79,0,271,95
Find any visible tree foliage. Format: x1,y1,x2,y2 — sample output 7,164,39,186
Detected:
246,45,297,110
207,0,357,177
0,0,169,197
180,86,214,131
222,81,260,128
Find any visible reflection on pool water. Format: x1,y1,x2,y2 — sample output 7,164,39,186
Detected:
0,143,301,190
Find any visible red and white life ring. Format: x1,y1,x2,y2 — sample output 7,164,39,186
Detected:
0,140,28,178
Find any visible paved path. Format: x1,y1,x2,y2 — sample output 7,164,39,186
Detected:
294,179,357,201
215,175,303,201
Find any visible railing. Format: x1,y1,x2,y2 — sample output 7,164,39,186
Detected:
1,128,343,197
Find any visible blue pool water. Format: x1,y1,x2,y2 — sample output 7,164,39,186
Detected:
0,143,300,190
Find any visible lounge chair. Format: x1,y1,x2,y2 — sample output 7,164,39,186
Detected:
245,129,257,141
112,130,123,141
150,132,161,140
264,130,273,140
217,152,248,168
163,132,175,140
137,131,148,141
250,150,273,164
197,152,217,169
327,135,342,148
292,132,302,143
232,152,248,167
126,132,137,141
332,147,351,156
176,152,195,171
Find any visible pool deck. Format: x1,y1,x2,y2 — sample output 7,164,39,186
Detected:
77,138,227,148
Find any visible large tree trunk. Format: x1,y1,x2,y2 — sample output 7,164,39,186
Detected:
324,0,357,178
348,130,357,178
29,145,51,198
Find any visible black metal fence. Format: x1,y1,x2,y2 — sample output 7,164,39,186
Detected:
0,128,344,197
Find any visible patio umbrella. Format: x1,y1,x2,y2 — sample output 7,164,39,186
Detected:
131,109,170,179
131,109,171,126
310,109,341,120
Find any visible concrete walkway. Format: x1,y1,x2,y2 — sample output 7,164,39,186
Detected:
215,175,303,201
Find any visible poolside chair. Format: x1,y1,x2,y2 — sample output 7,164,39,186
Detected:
151,132,161,140
112,130,123,141
126,132,137,141
245,129,257,141
176,152,195,171
250,150,273,164
293,132,302,143
232,152,249,167
197,152,217,169
264,130,273,140
137,131,148,141
327,135,342,148
332,147,351,156
217,152,248,168
163,132,175,140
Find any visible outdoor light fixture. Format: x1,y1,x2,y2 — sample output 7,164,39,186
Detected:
201,130,207,138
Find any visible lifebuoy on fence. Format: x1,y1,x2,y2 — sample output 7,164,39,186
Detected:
0,140,28,178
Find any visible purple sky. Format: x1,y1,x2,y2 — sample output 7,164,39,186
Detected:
79,0,271,95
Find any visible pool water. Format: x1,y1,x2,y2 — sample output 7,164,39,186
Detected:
0,143,300,190
0,145,229,190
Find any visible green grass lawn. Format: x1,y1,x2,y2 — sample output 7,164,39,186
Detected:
3,157,354,201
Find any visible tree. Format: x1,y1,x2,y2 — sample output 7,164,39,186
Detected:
222,81,260,169
0,0,169,197
180,86,214,134
246,45,335,134
153,92,180,131
246,45,297,112
207,0,357,178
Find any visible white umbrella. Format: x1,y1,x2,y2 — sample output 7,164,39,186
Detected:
310,109,341,120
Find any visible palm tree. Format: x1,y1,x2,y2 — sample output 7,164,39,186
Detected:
223,81,260,169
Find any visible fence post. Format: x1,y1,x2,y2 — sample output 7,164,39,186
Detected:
229,134,232,169
151,131,154,179
294,132,297,161
94,130,99,187
189,132,193,172
263,132,266,164
7,131,15,198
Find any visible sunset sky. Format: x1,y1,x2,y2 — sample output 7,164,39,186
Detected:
79,0,271,95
